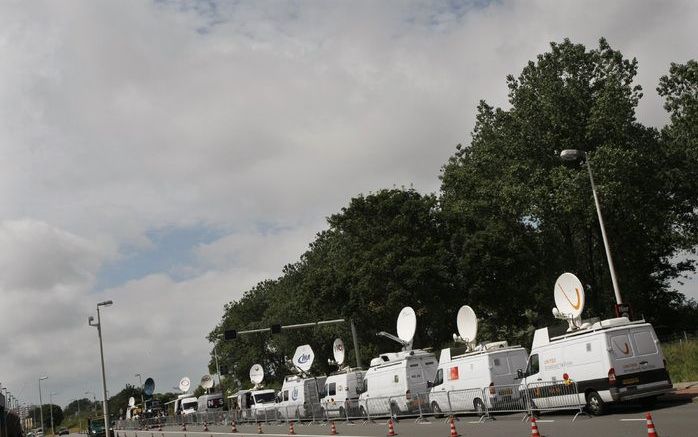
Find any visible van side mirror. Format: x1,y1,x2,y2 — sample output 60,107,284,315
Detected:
427,381,433,388
516,369,524,379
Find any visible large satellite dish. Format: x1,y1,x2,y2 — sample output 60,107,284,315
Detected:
396,306,417,344
249,364,264,385
456,305,478,344
143,378,155,396
554,272,585,318
200,374,214,390
128,397,135,407
178,377,191,393
293,344,315,373
333,338,345,366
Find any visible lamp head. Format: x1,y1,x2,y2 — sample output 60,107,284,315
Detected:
97,300,113,307
40,376,48,381
560,149,585,161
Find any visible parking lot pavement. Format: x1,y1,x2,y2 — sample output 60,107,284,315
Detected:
116,400,697,437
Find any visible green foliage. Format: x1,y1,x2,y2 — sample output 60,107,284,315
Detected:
106,384,141,418
28,405,63,430
664,338,698,383
209,39,698,389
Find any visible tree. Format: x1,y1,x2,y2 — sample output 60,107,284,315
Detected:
440,39,697,337
210,189,454,386
28,405,63,430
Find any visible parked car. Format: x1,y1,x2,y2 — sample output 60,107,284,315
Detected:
57,427,70,435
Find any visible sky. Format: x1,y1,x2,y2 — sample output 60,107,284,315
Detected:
0,0,696,410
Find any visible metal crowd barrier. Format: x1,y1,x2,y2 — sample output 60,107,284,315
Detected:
114,380,587,430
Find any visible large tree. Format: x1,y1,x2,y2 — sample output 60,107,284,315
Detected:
440,39,697,337
210,189,454,387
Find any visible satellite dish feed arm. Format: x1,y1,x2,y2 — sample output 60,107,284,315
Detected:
377,331,411,349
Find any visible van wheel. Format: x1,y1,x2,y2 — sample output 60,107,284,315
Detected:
431,402,443,418
585,391,606,416
359,406,367,418
338,407,345,418
390,403,400,418
473,398,485,415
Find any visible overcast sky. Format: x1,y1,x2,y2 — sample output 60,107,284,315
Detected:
1,0,696,409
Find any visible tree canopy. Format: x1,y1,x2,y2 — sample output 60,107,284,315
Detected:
208,38,698,388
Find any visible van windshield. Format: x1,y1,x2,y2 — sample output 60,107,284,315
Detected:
254,392,276,403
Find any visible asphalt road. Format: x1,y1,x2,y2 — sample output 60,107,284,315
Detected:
113,400,697,437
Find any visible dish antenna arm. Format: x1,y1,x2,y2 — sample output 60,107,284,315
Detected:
377,331,412,350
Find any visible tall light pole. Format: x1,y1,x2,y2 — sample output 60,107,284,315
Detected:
88,300,113,436
560,149,623,306
134,374,144,409
38,376,48,433
49,393,57,436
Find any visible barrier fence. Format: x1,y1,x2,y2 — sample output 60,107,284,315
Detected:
115,380,587,430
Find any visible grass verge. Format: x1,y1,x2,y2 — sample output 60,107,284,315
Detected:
663,338,698,383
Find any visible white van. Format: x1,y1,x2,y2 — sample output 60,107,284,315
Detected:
277,375,327,419
197,393,224,412
429,342,528,415
358,349,438,417
518,317,673,415
320,369,366,418
230,389,278,420
171,395,198,415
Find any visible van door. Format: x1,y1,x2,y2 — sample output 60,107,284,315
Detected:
608,331,636,377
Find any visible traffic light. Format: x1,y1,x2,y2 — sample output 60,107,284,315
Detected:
224,329,237,340
271,324,282,334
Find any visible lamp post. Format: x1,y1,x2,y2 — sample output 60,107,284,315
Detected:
89,300,113,436
49,393,57,436
560,149,623,306
134,374,144,409
38,376,48,433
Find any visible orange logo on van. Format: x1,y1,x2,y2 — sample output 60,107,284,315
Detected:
557,284,581,310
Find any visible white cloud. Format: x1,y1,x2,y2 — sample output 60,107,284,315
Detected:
0,0,696,407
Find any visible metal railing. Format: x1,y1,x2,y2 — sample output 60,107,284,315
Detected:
114,380,588,430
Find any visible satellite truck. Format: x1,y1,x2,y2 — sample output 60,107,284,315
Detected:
276,344,327,419
517,272,673,415
428,305,528,416
358,306,438,418
320,338,366,418
197,374,224,412
228,364,278,420
165,377,198,415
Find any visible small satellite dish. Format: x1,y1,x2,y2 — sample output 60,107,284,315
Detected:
554,272,585,318
178,377,191,393
293,344,315,373
200,374,214,390
333,338,345,366
143,378,155,396
128,397,135,407
456,305,478,344
396,306,417,344
249,364,264,385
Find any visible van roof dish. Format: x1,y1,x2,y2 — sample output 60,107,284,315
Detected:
456,305,478,346
128,397,135,407
200,374,214,389
397,306,417,343
178,377,191,393
292,344,315,373
249,364,264,385
552,272,586,331
143,377,155,396
333,338,345,366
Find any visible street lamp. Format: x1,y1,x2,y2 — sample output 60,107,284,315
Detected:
560,149,623,306
38,376,48,433
49,393,58,436
84,392,97,412
88,300,113,436
134,374,144,409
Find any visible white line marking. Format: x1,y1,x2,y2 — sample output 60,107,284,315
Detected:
536,420,555,423
620,418,646,421
129,432,371,437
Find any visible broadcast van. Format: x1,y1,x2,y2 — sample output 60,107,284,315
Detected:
277,375,327,419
